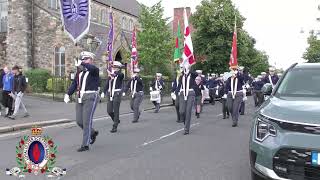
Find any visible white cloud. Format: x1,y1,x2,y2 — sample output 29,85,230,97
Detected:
136,0,320,69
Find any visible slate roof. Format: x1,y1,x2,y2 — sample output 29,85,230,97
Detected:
94,0,140,17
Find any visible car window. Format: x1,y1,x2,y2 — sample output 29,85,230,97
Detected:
275,68,320,97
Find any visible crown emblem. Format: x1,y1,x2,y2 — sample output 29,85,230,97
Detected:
31,127,42,136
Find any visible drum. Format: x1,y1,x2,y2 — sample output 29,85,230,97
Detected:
150,91,160,102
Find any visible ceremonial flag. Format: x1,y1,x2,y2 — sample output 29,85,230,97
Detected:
182,8,196,67
59,0,91,43
174,21,182,63
106,6,114,63
131,26,138,72
229,16,238,69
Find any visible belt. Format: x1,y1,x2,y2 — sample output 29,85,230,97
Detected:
80,91,98,94
180,89,194,92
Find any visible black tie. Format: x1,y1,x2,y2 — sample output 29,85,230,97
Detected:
79,71,86,92
185,74,188,97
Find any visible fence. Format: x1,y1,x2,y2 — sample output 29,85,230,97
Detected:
28,76,173,101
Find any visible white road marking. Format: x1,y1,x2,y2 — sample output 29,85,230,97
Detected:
140,123,200,147
0,106,173,139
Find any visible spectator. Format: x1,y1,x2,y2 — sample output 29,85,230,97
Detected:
8,66,29,120
2,66,14,117
0,68,4,115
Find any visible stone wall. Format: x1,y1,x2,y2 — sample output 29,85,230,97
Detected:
6,0,32,70
0,33,7,66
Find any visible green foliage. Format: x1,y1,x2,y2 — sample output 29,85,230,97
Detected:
137,1,174,77
46,78,71,93
303,31,320,63
191,0,269,75
25,69,51,93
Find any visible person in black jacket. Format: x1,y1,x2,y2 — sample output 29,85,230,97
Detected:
8,66,29,120
194,76,204,118
125,68,144,123
150,73,165,113
171,68,183,123
102,61,124,133
64,51,100,152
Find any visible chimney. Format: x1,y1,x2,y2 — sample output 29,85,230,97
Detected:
173,7,194,36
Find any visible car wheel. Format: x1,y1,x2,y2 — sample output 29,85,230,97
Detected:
251,171,265,180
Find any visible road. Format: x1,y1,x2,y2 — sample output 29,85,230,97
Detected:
0,98,257,180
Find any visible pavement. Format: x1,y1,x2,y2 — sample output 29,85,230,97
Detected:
0,96,258,180
0,95,174,133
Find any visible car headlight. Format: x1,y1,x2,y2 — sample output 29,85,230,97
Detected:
255,118,277,142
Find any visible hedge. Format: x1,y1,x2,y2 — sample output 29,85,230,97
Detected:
25,69,51,93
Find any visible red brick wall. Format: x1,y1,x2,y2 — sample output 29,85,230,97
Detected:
173,7,194,37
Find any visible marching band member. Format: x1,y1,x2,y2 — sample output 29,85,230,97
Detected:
65,51,99,152
150,73,164,113
219,75,229,119
171,66,184,123
126,68,144,123
102,61,124,133
194,76,205,118
252,75,265,107
179,64,197,135
224,67,245,127
264,67,279,88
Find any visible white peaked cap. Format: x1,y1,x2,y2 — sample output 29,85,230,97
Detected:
261,72,266,75
156,73,162,77
133,68,140,73
220,74,224,77
112,61,123,67
257,75,262,79
196,70,203,74
80,51,95,60
239,66,244,71
269,67,276,71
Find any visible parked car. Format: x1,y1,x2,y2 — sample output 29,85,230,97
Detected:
249,63,320,180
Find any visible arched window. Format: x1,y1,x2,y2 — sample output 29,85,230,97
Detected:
101,8,107,25
54,47,66,77
129,19,134,31
121,17,127,30
47,0,57,9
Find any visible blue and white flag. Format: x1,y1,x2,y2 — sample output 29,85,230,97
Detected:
59,0,91,43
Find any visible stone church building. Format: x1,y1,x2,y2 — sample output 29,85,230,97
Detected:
0,0,140,77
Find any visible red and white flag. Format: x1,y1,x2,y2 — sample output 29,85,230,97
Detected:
229,17,238,69
131,26,138,72
182,8,196,67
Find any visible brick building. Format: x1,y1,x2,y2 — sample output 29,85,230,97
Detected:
0,0,140,77
172,7,193,37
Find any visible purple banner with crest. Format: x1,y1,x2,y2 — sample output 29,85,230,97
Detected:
59,0,91,43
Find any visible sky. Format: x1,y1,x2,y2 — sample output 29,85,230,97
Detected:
136,0,320,69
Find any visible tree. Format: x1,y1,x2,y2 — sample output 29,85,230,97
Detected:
303,31,320,63
191,0,269,75
137,1,173,76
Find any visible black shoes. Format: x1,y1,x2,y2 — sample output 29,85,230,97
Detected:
77,146,89,152
132,120,138,123
90,131,99,145
110,125,117,133
184,131,189,135
196,113,200,118
232,123,238,127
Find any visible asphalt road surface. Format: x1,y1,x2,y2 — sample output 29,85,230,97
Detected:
0,98,257,180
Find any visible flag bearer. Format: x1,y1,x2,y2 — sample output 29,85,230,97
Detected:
64,51,100,152
126,68,144,123
150,73,164,113
224,67,245,127
101,61,124,133
179,64,197,135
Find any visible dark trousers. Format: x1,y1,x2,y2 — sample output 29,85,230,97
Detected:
174,93,180,122
107,92,122,127
227,92,243,124
209,88,216,105
221,98,229,117
130,92,144,122
257,91,264,106
76,93,99,147
152,101,160,112
2,90,13,114
240,101,245,115
179,91,195,132
253,91,258,107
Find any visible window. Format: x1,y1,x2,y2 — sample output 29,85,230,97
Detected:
0,0,7,32
121,17,127,30
129,19,134,31
100,8,107,25
54,47,66,77
48,0,58,9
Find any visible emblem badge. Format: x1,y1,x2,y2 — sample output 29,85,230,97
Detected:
6,127,66,178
